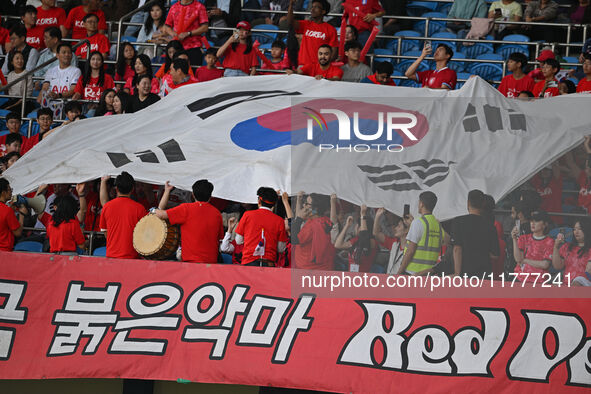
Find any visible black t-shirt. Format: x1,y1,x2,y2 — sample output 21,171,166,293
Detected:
130,93,160,113
449,214,500,276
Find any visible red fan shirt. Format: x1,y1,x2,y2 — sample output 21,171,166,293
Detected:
532,79,560,98
99,197,146,259
345,0,384,32
36,6,67,29
515,234,553,280
65,6,107,39
39,213,85,252
296,20,338,66
75,33,110,58
221,43,258,74
0,203,20,251
26,25,45,50
577,77,591,93
498,74,535,97
74,73,114,101
559,243,591,284
530,174,563,223
417,67,457,89
165,0,208,49
195,66,224,82
300,62,344,80
235,207,288,265
167,201,224,263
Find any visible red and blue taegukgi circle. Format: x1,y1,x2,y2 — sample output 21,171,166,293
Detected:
230,99,430,151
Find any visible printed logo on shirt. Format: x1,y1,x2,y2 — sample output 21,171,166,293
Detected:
305,30,326,40
230,99,429,152
75,20,84,28
38,17,58,25
27,37,40,45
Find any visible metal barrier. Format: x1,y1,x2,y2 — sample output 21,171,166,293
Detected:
21,226,104,256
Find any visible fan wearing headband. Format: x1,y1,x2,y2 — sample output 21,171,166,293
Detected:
234,187,288,267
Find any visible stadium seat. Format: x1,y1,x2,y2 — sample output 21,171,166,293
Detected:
406,1,438,16
392,30,421,54
469,54,504,81
14,241,43,253
397,50,429,73
455,72,473,89
462,41,494,59
430,31,458,51
370,264,386,273
399,78,421,88
221,253,233,264
0,109,10,130
437,2,453,15
562,56,579,66
251,24,278,45
448,52,467,72
496,34,530,58
0,98,8,107
120,35,137,43
93,246,107,256
373,48,394,64
548,227,574,243
413,12,448,36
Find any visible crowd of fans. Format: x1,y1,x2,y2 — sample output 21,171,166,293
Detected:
0,1,590,287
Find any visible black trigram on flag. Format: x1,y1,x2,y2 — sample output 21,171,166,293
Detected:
462,103,526,133
107,139,186,168
359,159,455,191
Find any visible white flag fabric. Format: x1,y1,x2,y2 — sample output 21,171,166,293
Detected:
5,75,591,220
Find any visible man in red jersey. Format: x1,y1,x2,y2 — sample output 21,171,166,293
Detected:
498,52,535,98
75,13,109,59
21,5,45,50
161,0,209,67
577,53,591,93
532,58,560,98
63,0,107,39
100,172,147,259
294,44,343,80
405,43,457,90
0,178,24,251
235,187,288,267
154,179,224,263
36,0,66,30
288,0,338,66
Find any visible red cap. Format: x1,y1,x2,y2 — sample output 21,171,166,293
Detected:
236,21,251,31
536,50,555,62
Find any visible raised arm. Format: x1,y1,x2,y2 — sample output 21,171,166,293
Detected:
99,176,110,207
76,183,88,224
334,215,354,249
158,181,174,210
405,45,430,81
372,208,386,245
287,0,300,31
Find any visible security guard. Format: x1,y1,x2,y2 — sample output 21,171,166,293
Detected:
398,191,446,275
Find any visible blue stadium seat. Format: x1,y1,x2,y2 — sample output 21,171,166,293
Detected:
0,98,8,107
392,30,421,54
373,48,394,64
548,227,574,243
221,253,233,264
399,78,421,88
470,53,504,81
448,52,467,72
437,2,453,15
120,36,137,43
462,41,494,59
251,24,278,45
14,241,43,253
0,109,10,130
406,1,438,16
562,56,579,66
455,72,473,89
397,50,429,73
413,12,448,36
496,35,530,59
430,31,458,52
93,246,107,256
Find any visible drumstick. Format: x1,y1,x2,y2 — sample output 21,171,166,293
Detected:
360,26,379,63
200,36,223,67
253,40,276,69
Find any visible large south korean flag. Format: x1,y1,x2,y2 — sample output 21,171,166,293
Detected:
5,75,591,220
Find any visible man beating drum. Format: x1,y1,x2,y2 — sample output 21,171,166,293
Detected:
152,179,224,263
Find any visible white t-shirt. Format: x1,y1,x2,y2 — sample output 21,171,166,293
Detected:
43,65,81,94
406,218,424,245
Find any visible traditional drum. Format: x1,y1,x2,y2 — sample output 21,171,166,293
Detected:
133,215,179,260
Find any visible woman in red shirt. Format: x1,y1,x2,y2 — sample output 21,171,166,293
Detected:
123,54,160,95
553,219,591,284
72,51,114,103
217,21,258,77
39,195,85,254
114,42,136,83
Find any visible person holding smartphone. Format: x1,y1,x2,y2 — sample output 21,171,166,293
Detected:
404,42,457,90
532,58,561,98
487,0,523,38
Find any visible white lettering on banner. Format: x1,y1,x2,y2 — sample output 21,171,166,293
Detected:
338,301,589,385
305,30,326,39
0,280,28,360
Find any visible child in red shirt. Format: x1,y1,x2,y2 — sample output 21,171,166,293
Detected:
195,48,224,82
532,58,560,98
39,194,85,253
498,52,535,98
261,40,291,74
217,21,258,76
511,210,554,282
576,53,591,93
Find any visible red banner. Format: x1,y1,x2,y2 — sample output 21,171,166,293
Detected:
0,251,589,392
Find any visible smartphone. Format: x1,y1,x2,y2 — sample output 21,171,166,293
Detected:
403,204,410,217
515,219,521,232
424,40,431,49
495,8,502,17
233,30,239,40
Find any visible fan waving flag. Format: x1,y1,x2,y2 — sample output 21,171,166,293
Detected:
5,76,591,220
